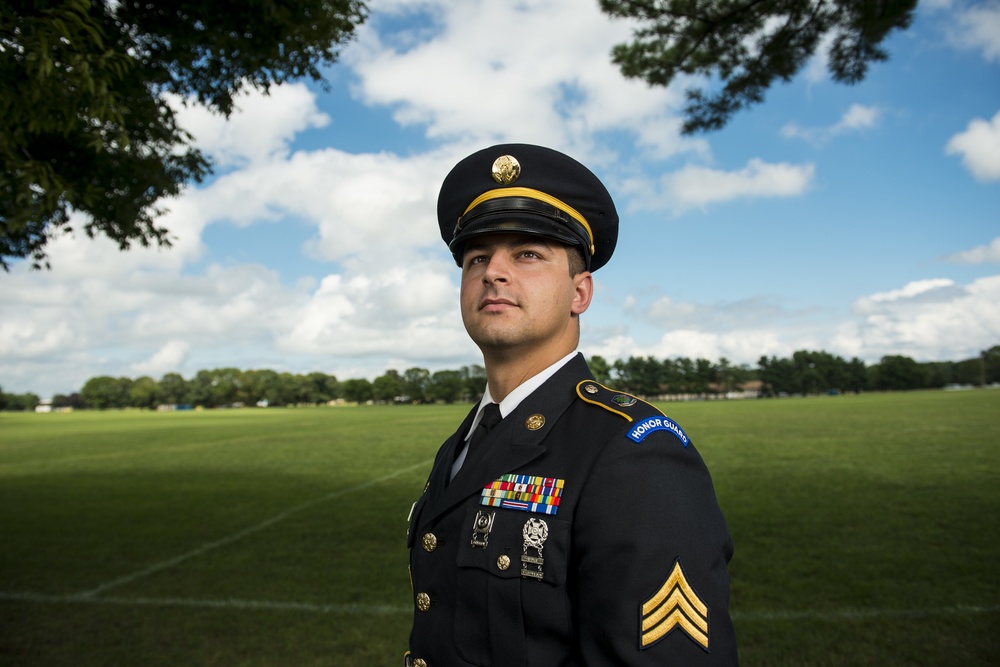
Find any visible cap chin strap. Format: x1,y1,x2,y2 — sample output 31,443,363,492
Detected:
459,187,595,256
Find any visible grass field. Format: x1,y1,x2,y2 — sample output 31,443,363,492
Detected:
1,389,998,666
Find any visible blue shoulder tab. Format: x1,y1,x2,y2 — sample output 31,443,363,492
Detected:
626,415,690,447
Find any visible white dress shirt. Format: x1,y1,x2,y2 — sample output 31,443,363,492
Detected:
450,351,579,480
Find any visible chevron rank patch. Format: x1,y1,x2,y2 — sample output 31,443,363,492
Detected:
627,415,689,447
640,560,709,652
481,474,564,515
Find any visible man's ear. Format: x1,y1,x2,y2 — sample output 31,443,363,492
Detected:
571,271,593,315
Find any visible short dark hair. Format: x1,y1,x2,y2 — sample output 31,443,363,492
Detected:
567,245,587,277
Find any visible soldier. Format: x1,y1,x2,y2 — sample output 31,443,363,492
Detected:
405,144,737,666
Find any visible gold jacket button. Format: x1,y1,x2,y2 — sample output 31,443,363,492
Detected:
413,659,428,667
497,555,511,571
416,592,431,612
421,533,438,552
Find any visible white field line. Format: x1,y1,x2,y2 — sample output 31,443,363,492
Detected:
0,591,410,615
1,591,997,622
75,459,433,599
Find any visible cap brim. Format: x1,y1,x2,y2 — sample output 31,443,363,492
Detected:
449,213,586,260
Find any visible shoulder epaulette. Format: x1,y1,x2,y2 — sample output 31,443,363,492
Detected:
574,380,690,447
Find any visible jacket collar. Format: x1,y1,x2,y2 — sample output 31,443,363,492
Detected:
428,353,591,521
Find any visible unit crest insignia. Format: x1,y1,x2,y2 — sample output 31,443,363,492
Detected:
492,155,521,185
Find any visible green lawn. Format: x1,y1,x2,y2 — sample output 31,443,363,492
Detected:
1,390,997,666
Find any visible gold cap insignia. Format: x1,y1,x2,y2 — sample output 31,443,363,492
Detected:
492,155,521,185
640,560,710,651
525,414,545,430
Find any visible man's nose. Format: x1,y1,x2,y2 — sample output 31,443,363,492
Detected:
483,253,511,283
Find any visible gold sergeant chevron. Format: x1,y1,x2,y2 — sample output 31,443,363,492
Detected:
640,560,710,651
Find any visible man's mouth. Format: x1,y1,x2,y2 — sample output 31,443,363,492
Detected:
480,296,517,311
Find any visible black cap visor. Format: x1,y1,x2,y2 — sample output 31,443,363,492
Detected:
449,196,592,267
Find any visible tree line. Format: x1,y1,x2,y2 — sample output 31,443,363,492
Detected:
3,346,998,412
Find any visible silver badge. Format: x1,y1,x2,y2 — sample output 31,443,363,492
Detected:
471,509,496,548
521,517,549,580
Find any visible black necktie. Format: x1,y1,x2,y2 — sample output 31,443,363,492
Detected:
457,402,502,477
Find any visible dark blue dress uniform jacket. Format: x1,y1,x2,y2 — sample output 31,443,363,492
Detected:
406,354,737,666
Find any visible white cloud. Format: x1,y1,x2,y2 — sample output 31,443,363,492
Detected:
945,237,1000,264
949,4,1000,62
131,341,191,376
845,275,1000,361
194,147,448,261
946,110,1000,181
782,104,882,144
856,278,957,307
584,274,1000,367
279,262,473,359
649,159,815,212
349,0,698,162
172,83,330,168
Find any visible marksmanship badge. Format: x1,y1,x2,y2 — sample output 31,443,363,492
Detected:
521,517,549,580
470,509,496,548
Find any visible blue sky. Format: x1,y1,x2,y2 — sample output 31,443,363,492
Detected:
2,0,999,398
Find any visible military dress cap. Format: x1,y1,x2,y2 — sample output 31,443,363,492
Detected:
437,143,619,271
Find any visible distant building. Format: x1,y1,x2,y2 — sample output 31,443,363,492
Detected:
34,399,53,413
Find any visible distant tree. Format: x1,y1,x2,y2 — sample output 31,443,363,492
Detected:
243,369,279,405
2,0,367,270
1,391,40,411
304,371,338,404
52,392,85,409
80,375,131,408
129,376,161,410
459,365,487,403
873,355,925,391
845,357,868,394
340,378,373,404
949,358,981,386
599,0,917,133
158,372,190,405
611,356,664,396
186,370,214,407
758,355,797,396
427,370,463,404
587,355,612,386
673,357,697,394
372,369,405,403
692,358,714,395
403,367,431,403
715,357,736,394
982,345,1000,384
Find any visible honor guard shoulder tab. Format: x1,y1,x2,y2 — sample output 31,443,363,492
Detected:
575,381,690,448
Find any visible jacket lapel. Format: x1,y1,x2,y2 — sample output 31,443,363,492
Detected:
428,354,591,522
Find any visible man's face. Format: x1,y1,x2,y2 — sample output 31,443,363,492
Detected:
459,233,592,356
